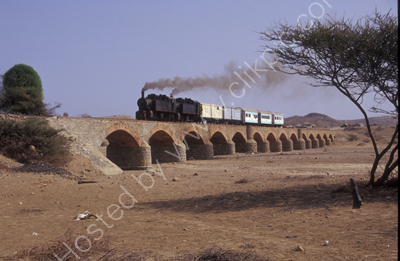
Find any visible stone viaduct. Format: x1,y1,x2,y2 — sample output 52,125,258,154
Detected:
47,117,336,175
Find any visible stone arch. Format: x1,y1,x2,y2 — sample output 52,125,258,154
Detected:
104,123,144,170
210,130,229,143
329,134,334,142
182,126,207,145
149,125,178,144
210,131,228,144
232,132,247,153
182,131,213,160
105,122,141,147
317,133,325,147
280,133,293,151
310,133,319,148
210,131,233,155
266,133,277,142
303,133,311,149
289,133,298,142
323,134,331,145
267,133,281,152
253,132,263,142
254,132,267,153
149,130,184,163
230,131,247,142
291,133,304,150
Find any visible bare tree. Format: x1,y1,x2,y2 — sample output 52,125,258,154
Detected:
260,11,398,187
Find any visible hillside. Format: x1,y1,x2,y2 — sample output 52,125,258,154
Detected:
285,113,397,128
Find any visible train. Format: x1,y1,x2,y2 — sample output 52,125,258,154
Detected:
136,90,284,127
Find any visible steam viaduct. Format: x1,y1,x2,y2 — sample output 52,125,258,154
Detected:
47,117,336,175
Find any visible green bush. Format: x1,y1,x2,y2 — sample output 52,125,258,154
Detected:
0,118,71,166
1,64,47,115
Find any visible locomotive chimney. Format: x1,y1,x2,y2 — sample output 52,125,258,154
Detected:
141,90,144,99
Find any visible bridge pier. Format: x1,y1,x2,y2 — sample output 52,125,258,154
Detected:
294,129,306,150
319,139,326,148
305,140,312,149
213,141,235,155
270,140,282,152
312,140,319,148
282,140,293,151
107,142,152,170
293,140,305,150
246,139,257,153
257,141,269,153
151,142,186,164
186,142,214,160
325,139,331,146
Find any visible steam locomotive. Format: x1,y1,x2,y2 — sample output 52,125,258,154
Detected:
136,91,284,126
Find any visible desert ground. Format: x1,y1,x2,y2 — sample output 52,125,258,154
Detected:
0,125,398,260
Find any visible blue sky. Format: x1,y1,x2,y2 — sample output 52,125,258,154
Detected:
0,1,397,120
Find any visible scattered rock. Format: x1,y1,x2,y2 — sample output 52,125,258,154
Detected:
172,177,179,181
193,173,199,176
323,240,329,246
295,245,304,251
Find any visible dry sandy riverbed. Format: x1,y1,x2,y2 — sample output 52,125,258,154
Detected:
0,127,398,260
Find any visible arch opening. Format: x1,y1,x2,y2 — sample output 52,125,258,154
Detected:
280,133,292,151
210,131,231,155
232,132,247,153
267,133,281,152
183,131,212,160
302,133,312,149
149,130,182,163
104,130,141,170
254,132,266,152
310,134,319,148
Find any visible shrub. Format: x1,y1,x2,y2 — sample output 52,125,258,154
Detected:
347,134,359,141
0,118,71,166
80,113,92,118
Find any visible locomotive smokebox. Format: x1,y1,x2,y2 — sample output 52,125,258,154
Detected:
141,90,145,99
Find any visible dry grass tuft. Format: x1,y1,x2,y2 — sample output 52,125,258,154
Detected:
171,245,270,261
2,228,151,261
18,208,46,214
239,243,257,249
235,178,251,184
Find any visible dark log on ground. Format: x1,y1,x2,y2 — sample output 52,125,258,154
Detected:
77,180,98,184
350,178,363,209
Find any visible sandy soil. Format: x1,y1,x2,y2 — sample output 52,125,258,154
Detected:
0,126,398,260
